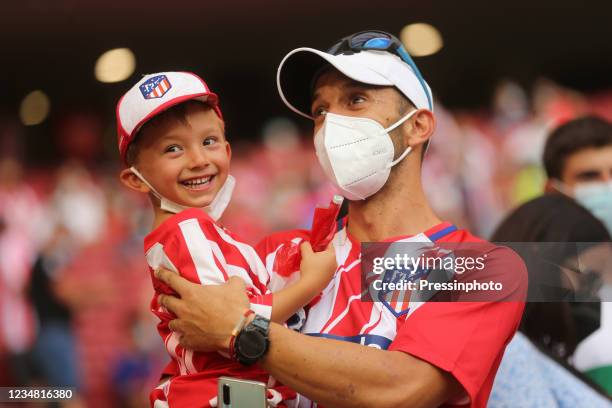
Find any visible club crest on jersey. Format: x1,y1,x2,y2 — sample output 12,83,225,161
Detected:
378,263,427,318
140,75,172,99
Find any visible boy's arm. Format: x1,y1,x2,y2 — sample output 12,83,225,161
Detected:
270,242,336,324
269,278,320,323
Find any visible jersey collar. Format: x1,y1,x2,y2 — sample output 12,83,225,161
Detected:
339,218,458,244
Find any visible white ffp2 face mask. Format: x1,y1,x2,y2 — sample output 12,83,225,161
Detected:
129,167,235,221
314,110,417,201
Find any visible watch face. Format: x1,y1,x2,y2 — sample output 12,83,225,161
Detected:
240,330,267,359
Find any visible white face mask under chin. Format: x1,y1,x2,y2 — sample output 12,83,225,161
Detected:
129,167,235,221
314,109,417,201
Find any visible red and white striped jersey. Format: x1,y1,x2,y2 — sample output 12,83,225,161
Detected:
144,208,294,407
256,221,526,408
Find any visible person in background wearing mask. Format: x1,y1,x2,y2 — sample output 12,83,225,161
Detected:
154,31,527,408
541,116,612,396
544,116,612,234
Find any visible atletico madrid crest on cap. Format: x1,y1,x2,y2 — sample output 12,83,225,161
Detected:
139,75,172,99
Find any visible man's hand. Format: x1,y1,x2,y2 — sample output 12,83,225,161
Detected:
155,268,250,352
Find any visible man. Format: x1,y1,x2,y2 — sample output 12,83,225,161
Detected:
156,31,526,407
543,115,612,233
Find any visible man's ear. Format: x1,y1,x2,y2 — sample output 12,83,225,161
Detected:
544,178,557,194
403,109,436,149
119,168,151,193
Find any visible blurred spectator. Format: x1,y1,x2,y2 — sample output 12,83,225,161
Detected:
538,115,612,394
492,80,530,131
0,157,41,385
542,115,612,234
491,194,612,400
50,161,108,245
422,105,471,230
28,224,85,408
111,293,165,408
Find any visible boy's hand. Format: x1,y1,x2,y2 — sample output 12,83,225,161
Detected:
299,241,337,293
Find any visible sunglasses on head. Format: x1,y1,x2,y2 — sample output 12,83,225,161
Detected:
327,30,432,109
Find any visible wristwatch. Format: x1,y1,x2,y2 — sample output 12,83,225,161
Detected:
234,315,270,366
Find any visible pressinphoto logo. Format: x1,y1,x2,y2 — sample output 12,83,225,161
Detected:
362,241,612,306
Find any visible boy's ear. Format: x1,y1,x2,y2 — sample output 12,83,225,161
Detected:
119,168,151,193
225,140,232,161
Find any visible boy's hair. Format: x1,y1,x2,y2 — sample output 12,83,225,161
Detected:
125,100,221,166
543,115,612,179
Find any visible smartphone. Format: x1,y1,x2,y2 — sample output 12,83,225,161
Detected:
218,377,268,408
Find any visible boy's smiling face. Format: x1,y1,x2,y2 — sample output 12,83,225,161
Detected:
122,102,231,210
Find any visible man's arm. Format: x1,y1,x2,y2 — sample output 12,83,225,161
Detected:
156,269,462,408
261,322,462,408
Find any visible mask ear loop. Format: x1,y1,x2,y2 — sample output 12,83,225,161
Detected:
387,146,413,168
384,109,418,169
383,109,418,133
205,175,236,221
130,166,235,220
129,167,163,202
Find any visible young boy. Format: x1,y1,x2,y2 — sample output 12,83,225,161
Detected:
116,72,336,407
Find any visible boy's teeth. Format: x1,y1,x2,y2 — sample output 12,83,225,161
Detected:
183,176,212,186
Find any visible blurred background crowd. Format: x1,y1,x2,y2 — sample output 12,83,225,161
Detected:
1,1,611,407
